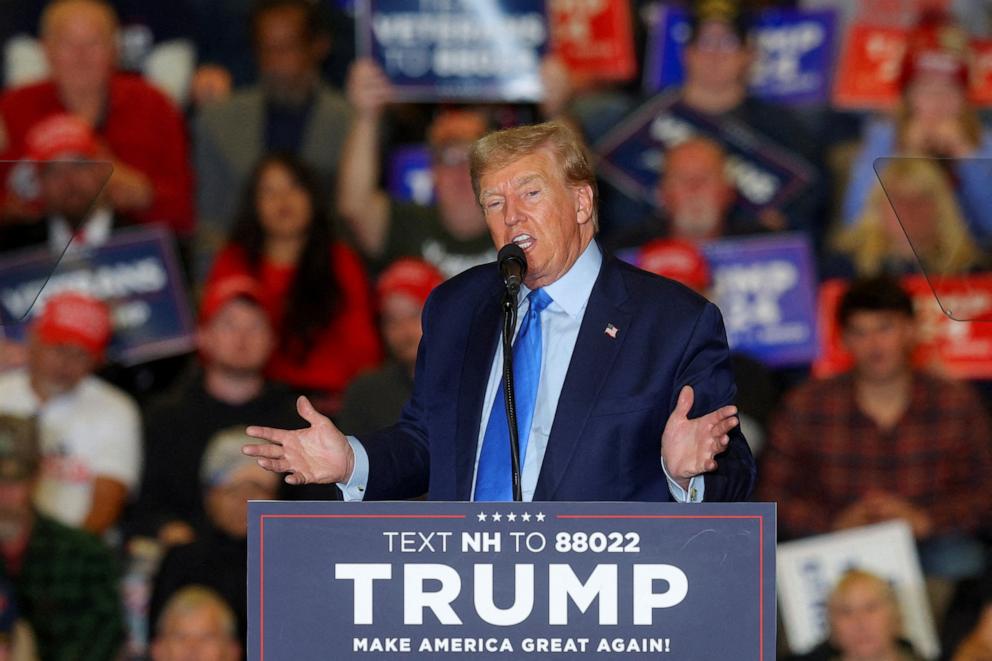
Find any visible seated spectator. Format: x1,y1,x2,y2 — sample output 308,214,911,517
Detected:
758,277,992,619
0,291,140,536
149,427,281,647
193,0,350,276
606,136,750,251
206,153,381,413
0,0,194,236
150,585,240,661
337,258,443,436
828,159,985,279
337,60,497,277
129,275,301,545
788,569,924,661
2,1,201,107
0,113,121,255
841,13,992,242
0,414,125,660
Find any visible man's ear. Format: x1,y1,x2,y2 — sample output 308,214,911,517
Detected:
574,184,594,225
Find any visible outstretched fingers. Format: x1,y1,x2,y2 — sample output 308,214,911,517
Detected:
244,425,291,447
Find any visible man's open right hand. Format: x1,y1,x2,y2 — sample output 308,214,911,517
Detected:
243,396,354,485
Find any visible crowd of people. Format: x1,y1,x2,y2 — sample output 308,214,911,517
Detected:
0,0,990,658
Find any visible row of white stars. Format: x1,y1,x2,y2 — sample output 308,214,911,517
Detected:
477,511,545,522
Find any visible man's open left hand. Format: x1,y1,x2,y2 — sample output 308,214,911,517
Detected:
661,385,738,488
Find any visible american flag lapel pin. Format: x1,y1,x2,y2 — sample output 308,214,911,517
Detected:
604,323,619,339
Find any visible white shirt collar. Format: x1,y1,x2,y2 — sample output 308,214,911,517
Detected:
520,240,602,318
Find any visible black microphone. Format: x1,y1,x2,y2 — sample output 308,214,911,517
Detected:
498,243,527,296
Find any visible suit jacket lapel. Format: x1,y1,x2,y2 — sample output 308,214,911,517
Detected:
453,277,504,500
533,256,631,500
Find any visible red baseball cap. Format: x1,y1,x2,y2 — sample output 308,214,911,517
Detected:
34,291,112,360
638,239,711,293
199,275,266,325
24,114,100,163
900,12,970,90
376,258,445,308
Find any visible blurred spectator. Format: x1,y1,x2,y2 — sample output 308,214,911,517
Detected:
606,136,749,251
2,1,200,107
828,159,985,279
758,277,992,617
0,0,194,236
598,0,823,239
149,427,281,648
193,0,350,277
0,292,140,536
0,413,125,660
337,258,443,436
129,274,300,545
787,569,924,661
840,13,992,243
0,113,121,255
206,153,381,414
634,239,777,456
150,585,240,661
337,59,497,277
188,0,355,100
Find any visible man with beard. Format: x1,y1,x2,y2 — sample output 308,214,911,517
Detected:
0,113,119,256
0,291,141,537
0,414,125,660
193,0,350,276
607,136,756,252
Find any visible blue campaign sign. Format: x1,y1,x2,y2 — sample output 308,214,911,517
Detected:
594,90,816,215
748,9,837,105
643,7,837,105
248,500,775,660
388,144,435,205
358,0,548,102
642,5,690,93
703,233,818,366
0,225,195,364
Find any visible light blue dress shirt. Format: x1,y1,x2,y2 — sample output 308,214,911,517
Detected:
339,241,702,502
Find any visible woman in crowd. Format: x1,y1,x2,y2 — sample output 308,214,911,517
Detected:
828,159,984,279
840,14,992,244
789,569,924,661
206,153,381,413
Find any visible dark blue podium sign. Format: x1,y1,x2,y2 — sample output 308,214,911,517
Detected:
248,501,775,659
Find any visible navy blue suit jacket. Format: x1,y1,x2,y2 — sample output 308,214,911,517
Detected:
359,250,756,502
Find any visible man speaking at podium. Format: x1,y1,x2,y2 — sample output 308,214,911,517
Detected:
244,121,755,503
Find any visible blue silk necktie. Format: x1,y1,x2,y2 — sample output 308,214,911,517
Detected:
473,288,553,501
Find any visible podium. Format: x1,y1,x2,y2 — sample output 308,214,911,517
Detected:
248,501,775,660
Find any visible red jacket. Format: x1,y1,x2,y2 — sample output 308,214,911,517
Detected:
207,242,383,401
0,75,194,234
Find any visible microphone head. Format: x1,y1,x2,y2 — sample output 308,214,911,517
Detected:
497,243,527,293
497,243,526,270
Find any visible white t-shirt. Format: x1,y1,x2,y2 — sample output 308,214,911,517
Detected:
0,370,142,527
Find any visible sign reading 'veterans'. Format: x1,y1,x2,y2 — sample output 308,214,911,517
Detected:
249,500,776,659
358,0,549,102
0,225,195,365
